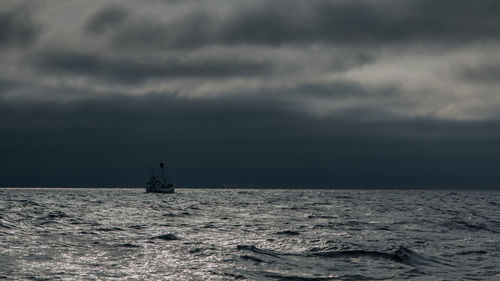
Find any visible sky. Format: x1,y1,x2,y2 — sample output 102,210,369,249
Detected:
1,0,499,188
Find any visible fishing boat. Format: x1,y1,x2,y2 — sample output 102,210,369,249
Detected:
146,161,175,193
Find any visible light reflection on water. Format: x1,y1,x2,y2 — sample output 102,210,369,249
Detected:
0,188,499,280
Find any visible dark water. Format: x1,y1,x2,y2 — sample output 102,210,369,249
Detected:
0,188,499,280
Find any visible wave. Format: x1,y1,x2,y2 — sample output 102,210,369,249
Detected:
312,220,373,230
237,244,441,268
441,220,495,233
307,215,337,219
310,246,442,267
275,230,300,236
237,245,285,258
113,243,140,248
128,224,148,230
9,199,40,206
95,227,124,232
240,255,264,263
43,211,69,219
152,233,180,240
263,272,338,281
189,248,203,254
0,220,12,229
335,196,353,199
310,249,397,261
163,211,190,217
454,250,488,256
392,246,439,266
0,223,10,229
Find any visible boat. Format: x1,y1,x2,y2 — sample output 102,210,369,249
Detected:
146,161,175,193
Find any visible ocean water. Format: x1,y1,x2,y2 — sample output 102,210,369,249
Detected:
0,188,499,280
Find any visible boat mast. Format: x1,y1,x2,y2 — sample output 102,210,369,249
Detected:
160,161,167,183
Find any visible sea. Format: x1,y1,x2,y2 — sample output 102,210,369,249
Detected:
0,188,499,281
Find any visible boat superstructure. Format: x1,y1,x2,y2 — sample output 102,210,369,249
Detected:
146,161,175,193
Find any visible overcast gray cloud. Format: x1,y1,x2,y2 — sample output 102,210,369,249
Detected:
30,49,273,83
0,2,40,48
85,5,129,35
460,62,500,84
97,0,500,49
1,0,499,188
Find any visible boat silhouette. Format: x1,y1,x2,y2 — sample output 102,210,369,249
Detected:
146,161,175,193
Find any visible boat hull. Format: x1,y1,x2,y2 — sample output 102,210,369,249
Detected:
146,183,175,193
146,187,175,194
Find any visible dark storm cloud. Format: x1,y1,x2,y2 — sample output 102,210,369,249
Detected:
0,3,39,48
85,5,129,34
460,63,500,84
217,0,500,46
1,93,499,188
30,49,272,83
0,78,22,93
289,81,390,99
103,0,500,50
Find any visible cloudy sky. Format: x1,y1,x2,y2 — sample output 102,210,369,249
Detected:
1,0,499,188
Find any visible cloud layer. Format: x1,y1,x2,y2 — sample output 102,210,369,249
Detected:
89,0,500,49
0,2,39,48
1,0,499,187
